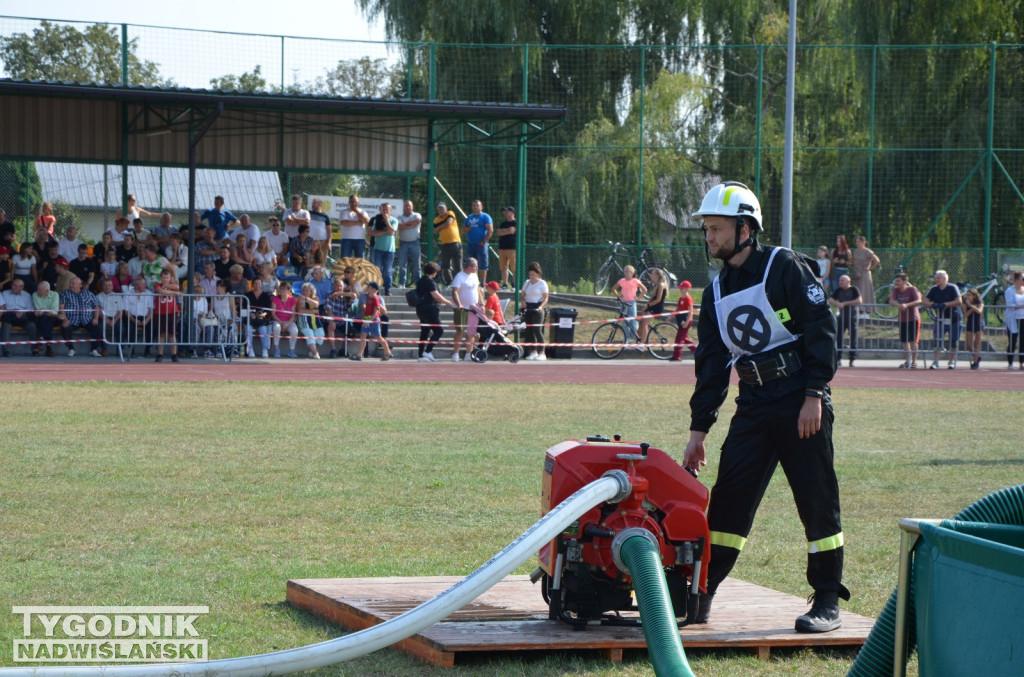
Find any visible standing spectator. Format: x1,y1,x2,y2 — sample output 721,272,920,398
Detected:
194,226,221,272
924,270,962,369
415,262,452,362
520,261,549,361
637,267,668,348
245,278,274,358
670,280,697,361
461,199,493,283
264,217,290,262
369,203,397,295
1005,271,1024,370
57,225,84,262
0,209,14,244
0,278,37,356
34,202,57,238
0,246,13,291
271,283,299,358
12,242,38,293
289,225,315,274
95,277,123,352
230,214,260,254
889,272,921,368
30,281,59,356
119,193,159,222
68,244,98,292
58,276,103,357
282,195,311,240
150,212,175,250
829,274,862,367
483,281,505,325
308,198,332,261
295,282,325,359
851,236,880,319
611,266,645,343
152,269,181,362
200,196,239,242
830,235,851,292
105,217,131,244
164,232,189,281
350,281,392,361
495,206,518,290
395,199,422,288
961,287,986,370
121,275,154,352
338,195,370,259
433,202,461,286
450,258,483,362
815,246,831,292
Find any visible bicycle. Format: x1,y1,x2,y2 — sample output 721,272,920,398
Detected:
591,301,675,360
592,242,677,295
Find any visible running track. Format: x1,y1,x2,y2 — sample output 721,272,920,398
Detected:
0,357,1019,390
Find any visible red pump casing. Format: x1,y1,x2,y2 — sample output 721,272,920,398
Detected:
539,438,710,614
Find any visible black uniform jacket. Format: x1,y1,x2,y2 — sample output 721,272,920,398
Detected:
689,243,838,433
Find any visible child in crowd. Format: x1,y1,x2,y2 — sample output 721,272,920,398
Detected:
153,269,181,362
670,280,697,361
100,247,119,285
483,281,505,325
961,287,985,370
611,264,646,343
350,281,392,361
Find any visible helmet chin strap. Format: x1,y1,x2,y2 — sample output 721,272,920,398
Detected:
727,217,756,263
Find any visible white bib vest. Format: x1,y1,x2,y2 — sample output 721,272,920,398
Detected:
713,247,801,362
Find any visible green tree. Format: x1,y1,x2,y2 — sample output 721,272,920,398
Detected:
0,21,170,86
0,161,42,239
314,57,404,97
209,65,269,92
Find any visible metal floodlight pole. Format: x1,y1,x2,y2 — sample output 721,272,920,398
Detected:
781,0,797,248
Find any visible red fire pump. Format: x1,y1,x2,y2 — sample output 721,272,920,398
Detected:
534,435,710,628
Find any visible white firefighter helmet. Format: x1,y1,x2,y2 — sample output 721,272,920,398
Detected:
691,181,763,232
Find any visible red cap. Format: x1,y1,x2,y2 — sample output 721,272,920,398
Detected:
485,281,500,290
55,257,70,267
0,246,10,256
678,280,692,289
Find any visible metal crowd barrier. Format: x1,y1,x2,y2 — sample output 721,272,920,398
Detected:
103,292,250,363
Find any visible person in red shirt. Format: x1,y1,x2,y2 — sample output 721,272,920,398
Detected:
670,280,697,361
153,269,181,362
483,281,505,325
349,281,392,361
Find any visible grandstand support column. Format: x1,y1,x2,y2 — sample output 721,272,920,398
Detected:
185,103,224,328
121,24,129,219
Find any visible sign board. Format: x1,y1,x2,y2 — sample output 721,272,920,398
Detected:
308,195,401,239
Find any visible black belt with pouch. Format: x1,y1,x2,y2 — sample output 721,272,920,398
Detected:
735,350,802,386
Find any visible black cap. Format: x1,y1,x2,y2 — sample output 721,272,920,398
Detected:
503,205,515,213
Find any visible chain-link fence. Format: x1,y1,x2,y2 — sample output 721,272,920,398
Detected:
2,16,1023,299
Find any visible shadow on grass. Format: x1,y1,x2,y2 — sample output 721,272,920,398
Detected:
917,458,1024,467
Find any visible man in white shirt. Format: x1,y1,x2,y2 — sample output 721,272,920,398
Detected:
396,200,422,288
58,225,84,262
0,278,37,356
96,277,124,345
308,198,332,261
230,214,260,253
121,275,154,349
450,258,483,362
164,232,189,280
339,195,370,259
131,218,151,243
264,217,290,262
282,195,311,240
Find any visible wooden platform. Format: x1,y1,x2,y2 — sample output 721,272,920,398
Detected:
287,575,875,667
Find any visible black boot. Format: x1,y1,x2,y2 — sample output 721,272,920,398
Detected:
693,592,714,624
795,591,841,633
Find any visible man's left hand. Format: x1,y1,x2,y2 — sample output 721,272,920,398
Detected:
798,397,822,439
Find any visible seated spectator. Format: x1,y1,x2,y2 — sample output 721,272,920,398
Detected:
307,265,333,301
92,231,115,264
58,275,103,357
324,278,354,359
32,280,60,356
152,269,181,362
0,246,13,291
164,232,189,281
193,226,220,271
200,261,220,296
151,213,175,249
226,264,249,296
244,278,274,358
131,218,151,243
113,261,133,294
68,243,98,292
264,217,289,261
99,247,119,286
12,243,38,294
211,279,238,355
295,282,325,359
115,232,138,262
255,262,279,297
121,275,154,356
105,216,131,244
190,272,216,357
53,257,76,294
271,282,299,358
38,240,61,288
289,224,315,274
140,244,175,289
230,233,256,279
95,277,123,351
31,227,53,260
253,236,277,270
214,243,234,280
0,278,38,356
230,214,260,253
57,225,84,262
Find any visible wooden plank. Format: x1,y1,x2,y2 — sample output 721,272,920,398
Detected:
287,576,875,667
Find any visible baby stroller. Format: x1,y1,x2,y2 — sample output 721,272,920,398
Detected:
468,306,524,364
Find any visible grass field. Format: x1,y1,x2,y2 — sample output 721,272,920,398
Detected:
1,381,1019,676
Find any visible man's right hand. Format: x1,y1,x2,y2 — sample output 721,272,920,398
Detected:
682,431,708,476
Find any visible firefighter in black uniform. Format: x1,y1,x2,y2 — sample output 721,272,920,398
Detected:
682,182,849,633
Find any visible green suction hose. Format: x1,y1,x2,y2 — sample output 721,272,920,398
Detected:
616,530,696,677
846,484,1024,677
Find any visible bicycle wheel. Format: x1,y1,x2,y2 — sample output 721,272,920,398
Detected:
646,322,675,360
591,322,626,359
593,261,616,295
873,284,898,319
